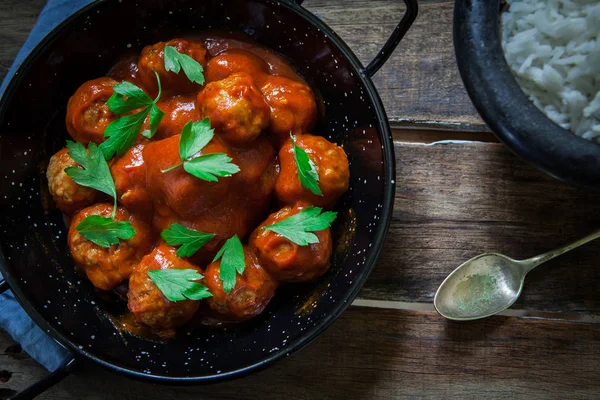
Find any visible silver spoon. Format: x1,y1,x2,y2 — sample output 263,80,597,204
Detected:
434,229,600,321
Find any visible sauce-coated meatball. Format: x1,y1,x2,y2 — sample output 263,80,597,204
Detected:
110,143,153,216
146,135,277,263
138,38,207,96
204,246,276,320
260,75,317,142
107,54,142,86
144,94,199,140
144,134,235,221
205,49,269,84
47,148,97,214
66,77,117,144
276,134,349,208
250,203,332,282
68,203,153,290
197,72,270,146
128,243,202,334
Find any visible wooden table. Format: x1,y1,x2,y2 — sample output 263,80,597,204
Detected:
2,1,600,399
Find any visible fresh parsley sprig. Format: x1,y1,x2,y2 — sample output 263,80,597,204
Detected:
161,223,215,258
148,269,212,302
64,141,136,248
75,215,136,248
263,206,337,246
99,71,165,160
161,118,240,182
290,133,323,196
213,235,245,294
164,46,205,85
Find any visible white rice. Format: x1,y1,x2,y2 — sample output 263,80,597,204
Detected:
501,0,600,143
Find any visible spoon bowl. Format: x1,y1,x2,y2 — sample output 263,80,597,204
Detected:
434,253,525,321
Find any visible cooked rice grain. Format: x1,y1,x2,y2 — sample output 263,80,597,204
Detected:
502,0,600,143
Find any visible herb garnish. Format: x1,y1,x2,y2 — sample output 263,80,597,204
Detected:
99,72,165,160
290,133,323,196
64,141,136,247
161,223,215,258
263,206,337,246
213,235,245,294
164,46,205,85
148,269,212,302
75,215,136,248
161,118,240,182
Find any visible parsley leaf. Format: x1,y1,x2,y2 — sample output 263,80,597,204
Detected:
64,141,136,247
180,118,214,160
99,110,148,160
99,72,164,159
291,133,323,196
65,141,117,208
107,81,154,114
263,206,337,246
161,223,215,258
75,215,136,248
164,46,205,85
161,119,240,181
183,153,240,182
213,235,245,294
148,269,212,302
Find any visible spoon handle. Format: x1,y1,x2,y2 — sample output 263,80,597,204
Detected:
522,229,600,273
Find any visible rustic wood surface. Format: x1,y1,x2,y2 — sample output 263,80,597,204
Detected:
4,308,600,400
2,0,600,399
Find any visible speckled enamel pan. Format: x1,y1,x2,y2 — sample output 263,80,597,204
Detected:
0,0,417,396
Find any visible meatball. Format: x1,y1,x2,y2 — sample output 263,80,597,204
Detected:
128,243,202,334
147,135,276,263
260,75,317,141
66,77,118,145
276,134,349,208
204,246,276,320
107,54,142,86
138,38,208,96
47,148,97,215
197,72,270,146
144,134,235,221
250,203,332,282
205,49,269,84
141,94,199,140
110,143,152,216
68,203,153,290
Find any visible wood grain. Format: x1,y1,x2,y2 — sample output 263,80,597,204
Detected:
3,308,600,400
304,0,486,130
0,0,46,83
360,141,600,313
0,0,485,131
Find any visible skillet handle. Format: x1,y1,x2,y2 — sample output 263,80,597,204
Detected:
0,278,77,399
9,356,77,400
291,0,418,77
365,0,418,77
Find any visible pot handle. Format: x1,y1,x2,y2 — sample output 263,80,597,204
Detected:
291,0,418,77
8,356,77,400
0,278,77,399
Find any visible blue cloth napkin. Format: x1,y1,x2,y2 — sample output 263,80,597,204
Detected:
0,0,94,372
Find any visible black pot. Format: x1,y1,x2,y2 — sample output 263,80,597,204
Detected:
454,0,600,190
0,0,417,397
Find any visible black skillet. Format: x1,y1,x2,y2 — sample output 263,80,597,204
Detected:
454,0,600,189
0,0,418,397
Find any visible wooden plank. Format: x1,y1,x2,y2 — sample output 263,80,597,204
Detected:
3,308,600,399
360,141,600,314
0,0,484,131
0,0,46,83
304,0,486,131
